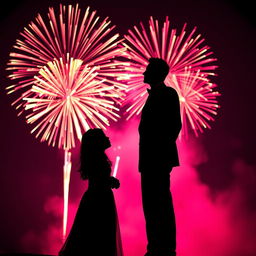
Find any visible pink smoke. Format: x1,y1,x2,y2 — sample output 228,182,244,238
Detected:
20,120,256,256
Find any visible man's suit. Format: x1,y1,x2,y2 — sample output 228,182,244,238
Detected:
139,84,181,256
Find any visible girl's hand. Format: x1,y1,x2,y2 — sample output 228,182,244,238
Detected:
109,176,120,189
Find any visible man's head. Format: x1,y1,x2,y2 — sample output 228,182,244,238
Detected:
143,58,169,86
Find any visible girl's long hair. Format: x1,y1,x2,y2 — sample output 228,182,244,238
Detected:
78,129,111,180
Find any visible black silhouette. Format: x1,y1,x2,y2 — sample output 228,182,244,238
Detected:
59,129,123,256
139,58,182,256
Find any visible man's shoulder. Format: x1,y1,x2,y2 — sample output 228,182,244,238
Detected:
163,86,179,97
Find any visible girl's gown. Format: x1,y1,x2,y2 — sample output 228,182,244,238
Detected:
59,158,123,256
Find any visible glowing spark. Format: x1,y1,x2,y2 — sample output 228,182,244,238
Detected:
113,155,121,177
120,16,220,137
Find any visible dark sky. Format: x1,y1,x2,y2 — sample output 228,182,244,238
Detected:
0,0,255,254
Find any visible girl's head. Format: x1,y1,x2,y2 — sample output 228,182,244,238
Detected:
81,128,111,152
79,129,111,179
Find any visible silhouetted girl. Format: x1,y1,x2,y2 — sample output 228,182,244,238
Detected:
59,128,123,256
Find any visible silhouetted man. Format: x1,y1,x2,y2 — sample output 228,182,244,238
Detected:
139,58,181,256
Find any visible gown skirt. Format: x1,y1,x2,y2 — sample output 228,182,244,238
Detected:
59,185,123,256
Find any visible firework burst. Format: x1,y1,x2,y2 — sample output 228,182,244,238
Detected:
24,56,120,150
169,69,220,138
6,4,126,120
120,16,220,136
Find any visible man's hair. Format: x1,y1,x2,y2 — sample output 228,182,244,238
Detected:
148,58,169,81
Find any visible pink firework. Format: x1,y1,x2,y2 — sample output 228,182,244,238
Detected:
6,4,126,238
24,56,121,150
6,4,126,116
169,69,220,138
121,16,220,136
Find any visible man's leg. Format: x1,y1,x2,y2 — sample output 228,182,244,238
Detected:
141,170,176,256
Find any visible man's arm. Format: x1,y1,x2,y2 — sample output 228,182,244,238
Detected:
157,88,181,142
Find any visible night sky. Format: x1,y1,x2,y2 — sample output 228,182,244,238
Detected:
0,0,255,255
